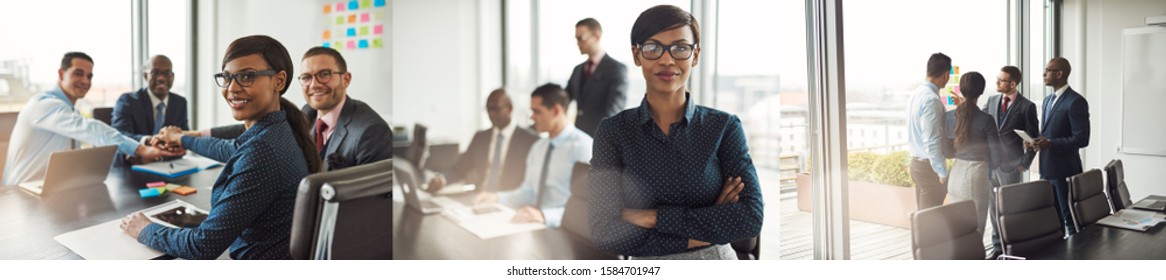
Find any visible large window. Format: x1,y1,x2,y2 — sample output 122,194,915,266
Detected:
147,0,191,99
0,0,133,113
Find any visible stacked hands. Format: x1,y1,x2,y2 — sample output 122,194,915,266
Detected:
133,126,192,163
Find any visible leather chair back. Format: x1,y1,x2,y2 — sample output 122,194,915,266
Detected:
1068,169,1109,231
910,200,985,260
995,180,1064,258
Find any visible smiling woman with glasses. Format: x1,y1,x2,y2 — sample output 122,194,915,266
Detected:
587,5,763,260
119,35,321,260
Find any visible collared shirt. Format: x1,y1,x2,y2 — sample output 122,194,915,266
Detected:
316,94,347,144
585,50,606,76
496,125,592,229
2,86,140,186
588,93,764,257
1049,85,1068,109
906,81,949,178
486,120,518,177
146,88,169,123
138,110,309,259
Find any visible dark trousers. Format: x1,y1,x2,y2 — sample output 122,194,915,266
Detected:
910,158,947,210
1046,177,1077,235
988,168,1022,255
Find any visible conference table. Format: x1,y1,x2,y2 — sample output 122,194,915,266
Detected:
1029,195,1166,260
391,190,617,260
0,163,221,259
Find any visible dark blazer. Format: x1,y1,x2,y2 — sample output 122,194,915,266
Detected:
443,126,538,192
983,93,1039,171
112,88,189,140
1038,87,1090,179
211,97,391,172
566,53,628,136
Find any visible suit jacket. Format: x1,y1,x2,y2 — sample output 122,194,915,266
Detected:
444,126,538,192
1038,87,1090,179
566,53,628,136
211,97,391,172
112,88,189,141
982,93,1039,172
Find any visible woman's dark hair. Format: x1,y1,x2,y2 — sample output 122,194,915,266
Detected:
955,71,986,151
630,5,700,46
222,35,322,174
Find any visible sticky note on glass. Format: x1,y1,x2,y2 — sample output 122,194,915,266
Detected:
374,24,383,35
336,2,345,12
361,13,370,23
347,40,356,49
348,0,358,10
359,26,369,36
361,0,371,9
375,11,385,21
324,4,332,14
372,38,383,48
335,16,344,25
323,42,331,48
323,30,331,40
348,14,356,24
359,39,369,49
374,0,385,7
334,41,343,49
173,186,197,196
347,27,356,37
139,188,162,198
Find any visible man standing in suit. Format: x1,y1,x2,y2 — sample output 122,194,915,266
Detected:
566,18,628,136
207,47,391,171
1032,57,1090,235
428,89,539,193
112,55,189,163
982,65,1039,257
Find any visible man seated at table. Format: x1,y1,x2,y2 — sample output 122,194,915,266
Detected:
472,84,592,228
3,52,181,186
111,54,190,164
427,88,539,193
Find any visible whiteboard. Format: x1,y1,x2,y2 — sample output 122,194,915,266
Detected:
1120,27,1166,157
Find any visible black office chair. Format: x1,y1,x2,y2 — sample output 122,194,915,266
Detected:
561,162,592,242
910,200,984,260
1104,159,1133,211
1068,169,1109,232
93,107,113,125
289,159,393,260
406,124,428,168
994,180,1064,259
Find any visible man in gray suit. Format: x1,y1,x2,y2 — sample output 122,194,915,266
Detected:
566,18,628,136
981,65,1039,258
209,47,390,171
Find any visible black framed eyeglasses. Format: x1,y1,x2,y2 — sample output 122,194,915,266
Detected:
298,70,345,85
637,41,696,60
214,70,276,88
149,69,174,77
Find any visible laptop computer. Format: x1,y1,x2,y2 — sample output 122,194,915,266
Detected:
393,156,447,214
1130,198,1166,212
18,145,118,195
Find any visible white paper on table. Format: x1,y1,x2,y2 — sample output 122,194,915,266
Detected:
442,204,545,239
53,219,165,260
1014,129,1036,144
1096,209,1163,231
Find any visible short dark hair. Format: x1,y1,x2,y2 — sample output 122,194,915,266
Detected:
303,46,348,72
630,5,700,46
926,52,952,78
531,83,569,112
1000,65,1022,83
576,18,602,33
60,52,93,71
223,35,293,95
1051,57,1072,78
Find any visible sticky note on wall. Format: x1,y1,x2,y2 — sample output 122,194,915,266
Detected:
360,26,369,36
336,16,344,25
336,2,345,12
347,40,356,49
374,24,383,35
359,39,369,49
347,27,356,37
374,0,385,7
348,0,358,10
348,14,356,24
372,38,383,48
361,13,370,23
361,0,371,9
324,4,332,14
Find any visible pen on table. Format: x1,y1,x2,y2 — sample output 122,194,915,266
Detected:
169,162,174,170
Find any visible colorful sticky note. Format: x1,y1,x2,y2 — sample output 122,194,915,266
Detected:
346,40,356,49
372,38,383,48
335,16,344,25
324,4,332,14
359,26,369,36
348,0,358,10
361,13,370,23
173,186,197,196
146,181,166,188
373,24,383,35
348,14,356,24
152,186,168,195
334,41,343,49
346,27,356,37
139,188,161,198
374,0,385,7
359,39,369,49
323,42,331,48
323,30,331,40
165,183,182,191
374,11,386,21
335,2,345,12
361,0,371,9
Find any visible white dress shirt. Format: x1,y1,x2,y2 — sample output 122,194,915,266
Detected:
496,126,592,228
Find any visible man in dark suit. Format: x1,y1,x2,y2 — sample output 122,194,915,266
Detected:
1032,57,1090,235
209,47,391,171
428,89,539,193
112,55,189,163
566,18,628,136
982,65,1040,257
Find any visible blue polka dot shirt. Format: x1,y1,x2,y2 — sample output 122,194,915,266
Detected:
588,93,764,257
138,110,310,259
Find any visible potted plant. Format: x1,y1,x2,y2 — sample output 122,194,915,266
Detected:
796,151,918,229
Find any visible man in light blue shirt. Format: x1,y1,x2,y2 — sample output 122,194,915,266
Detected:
906,53,954,210
3,52,181,186
474,83,592,228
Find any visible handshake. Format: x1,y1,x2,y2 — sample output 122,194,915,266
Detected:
131,126,196,164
